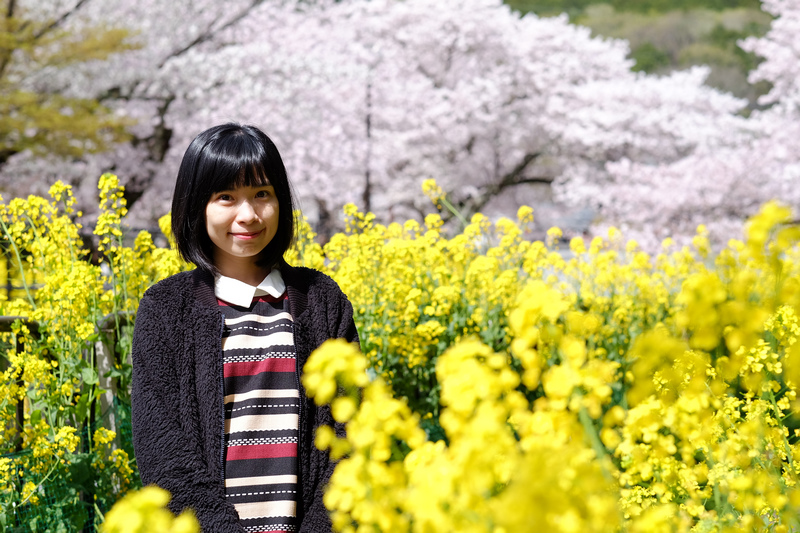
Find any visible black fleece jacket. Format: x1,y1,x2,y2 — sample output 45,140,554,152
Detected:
131,263,358,533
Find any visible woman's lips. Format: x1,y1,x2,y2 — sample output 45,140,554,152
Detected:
230,230,263,240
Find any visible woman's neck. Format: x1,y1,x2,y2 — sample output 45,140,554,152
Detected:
214,256,271,286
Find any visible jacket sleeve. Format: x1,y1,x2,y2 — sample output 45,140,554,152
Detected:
335,294,359,346
299,282,359,532
131,292,245,533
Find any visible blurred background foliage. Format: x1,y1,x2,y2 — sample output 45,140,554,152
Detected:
0,7,135,167
506,0,772,105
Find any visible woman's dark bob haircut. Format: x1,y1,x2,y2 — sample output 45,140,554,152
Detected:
171,123,296,275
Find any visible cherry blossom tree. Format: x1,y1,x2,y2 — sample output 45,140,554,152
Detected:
0,0,271,213
562,0,800,247
3,0,793,246
148,0,748,237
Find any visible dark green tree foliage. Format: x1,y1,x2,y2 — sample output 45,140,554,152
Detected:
630,42,670,72
706,22,765,72
0,1,136,167
609,0,760,12
505,0,594,17
506,0,770,101
507,0,761,16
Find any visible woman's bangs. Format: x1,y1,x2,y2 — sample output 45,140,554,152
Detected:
208,161,269,193
236,164,272,188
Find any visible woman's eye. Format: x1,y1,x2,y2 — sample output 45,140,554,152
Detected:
217,194,233,202
256,189,271,198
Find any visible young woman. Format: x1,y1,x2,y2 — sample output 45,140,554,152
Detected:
131,123,358,533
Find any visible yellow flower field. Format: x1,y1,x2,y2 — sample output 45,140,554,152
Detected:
2,175,800,531
304,196,800,531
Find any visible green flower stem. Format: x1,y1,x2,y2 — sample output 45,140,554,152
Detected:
765,388,799,485
439,196,470,228
0,217,36,307
578,404,613,482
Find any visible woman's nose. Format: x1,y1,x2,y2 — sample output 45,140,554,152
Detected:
235,201,258,223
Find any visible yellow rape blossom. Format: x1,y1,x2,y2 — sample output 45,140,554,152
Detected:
3,176,800,533
301,200,800,532
101,486,199,533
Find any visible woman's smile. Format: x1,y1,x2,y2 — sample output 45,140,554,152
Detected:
230,230,264,239
205,184,280,278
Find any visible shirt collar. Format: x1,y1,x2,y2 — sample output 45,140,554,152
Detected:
214,268,286,307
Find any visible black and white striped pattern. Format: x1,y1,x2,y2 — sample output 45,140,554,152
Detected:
220,293,299,533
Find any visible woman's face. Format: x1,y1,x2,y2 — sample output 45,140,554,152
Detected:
205,184,280,272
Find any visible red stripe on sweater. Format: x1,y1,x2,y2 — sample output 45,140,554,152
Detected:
226,443,297,460
224,359,295,377
216,294,285,307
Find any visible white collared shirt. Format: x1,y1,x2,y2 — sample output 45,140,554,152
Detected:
214,269,286,307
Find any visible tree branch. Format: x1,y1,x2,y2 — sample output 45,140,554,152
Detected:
0,0,18,78
1,0,92,78
157,0,268,68
33,0,90,40
454,151,551,216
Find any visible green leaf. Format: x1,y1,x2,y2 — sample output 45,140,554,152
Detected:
81,367,99,385
66,453,95,493
104,362,131,380
118,332,133,354
75,393,90,424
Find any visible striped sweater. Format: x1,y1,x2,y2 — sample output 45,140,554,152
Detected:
217,273,299,533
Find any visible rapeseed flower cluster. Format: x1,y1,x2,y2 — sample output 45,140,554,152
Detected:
302,192,800,532
100,486,198,533
314,203,536,422
0,177,186,528
3,175,800,532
